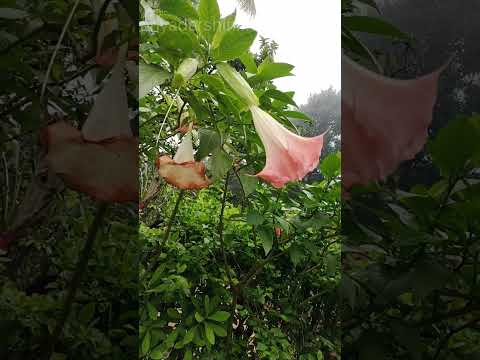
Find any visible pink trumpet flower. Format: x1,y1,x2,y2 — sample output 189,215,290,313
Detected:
342,54,449,191
43,45,138,203
42,122,138,203
156,129,210,190
250,106,326,188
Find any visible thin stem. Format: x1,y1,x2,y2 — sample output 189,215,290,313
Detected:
218,173,236,351
219,173,233,286
160,190,185,249
39,0,82,105
155,88,181,149
41,202,108,359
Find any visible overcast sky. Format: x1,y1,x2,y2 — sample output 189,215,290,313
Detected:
217,0,341,105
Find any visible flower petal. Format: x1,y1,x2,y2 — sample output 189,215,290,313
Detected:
173,130,195,163
250,106,325,188
82,44,132,142
342,54,448,190
156,156,210,190
43,122,138,202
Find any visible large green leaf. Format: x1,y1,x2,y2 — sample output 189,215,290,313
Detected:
343,15,409,40
251,62,294,82
320,152,341,178
282,110,312,121
239,173,258,197
196,129,221,160
263,89,297,107
246,210,264,226
210,323,227,337
139,62,171,98
213,28,257,61
239,52,258,73
209,149,232,180
198,0,220,42
428,116,480,175
257,226,273,255
204,322,215,345
208,310,230,322
159,0,198,19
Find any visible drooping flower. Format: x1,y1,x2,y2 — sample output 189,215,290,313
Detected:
156,130,210,190
216,61,324,188
43,46,138,203
342,54,449,191
250,106,325,188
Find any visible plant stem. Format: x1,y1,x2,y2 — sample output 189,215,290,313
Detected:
160,190,185,249
41,202,108,359
218,173,235,351
219,173,233,286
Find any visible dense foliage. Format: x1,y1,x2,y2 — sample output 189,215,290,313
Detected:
139,0,340,358
1,1,138,358
342,1,480,359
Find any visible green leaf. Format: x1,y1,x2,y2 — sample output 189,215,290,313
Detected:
196,129,221,160
204,322,215,345
159,0,198,19
150,346,165,359
195,312,205,322
263,89,297,107
356,0,381,12
210,323,227,337
251,62,294,82
139,62,171,98
141,331,151,355
239,173,258,197
288,245,304,266
79,303,95,324
208,310,230,322
343,15,409,40
155,28,199,60
239,52,258,73
246,210,264,226
213,28,257,61
185,93,210,122
222,10,236,29
212,10,237,49
282,110,312,121
320,152,341,178
342,27,383,73
198,0,220,42
184,349,193,360
209,149,232,180
183,327,196,345
257,226,273,255
146,302,158,320
428,116,480,176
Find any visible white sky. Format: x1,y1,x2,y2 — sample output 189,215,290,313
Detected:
217,0,341,105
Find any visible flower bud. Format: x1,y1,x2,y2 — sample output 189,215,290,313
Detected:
172,58,199,88
216,62,259,106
